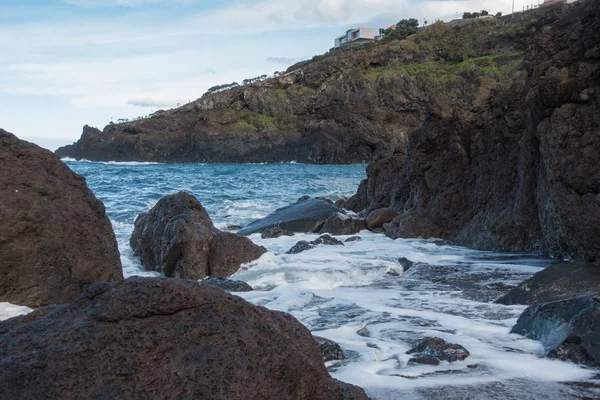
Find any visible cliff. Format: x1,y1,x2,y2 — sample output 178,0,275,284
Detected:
346,0,600,265
57,13,539,163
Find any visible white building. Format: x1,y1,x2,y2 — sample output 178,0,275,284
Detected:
334,28,375,48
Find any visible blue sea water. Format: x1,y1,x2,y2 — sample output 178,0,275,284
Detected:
11,160,598,399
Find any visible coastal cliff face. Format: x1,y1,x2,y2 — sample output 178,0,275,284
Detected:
57,15,533,163
347,0,600,265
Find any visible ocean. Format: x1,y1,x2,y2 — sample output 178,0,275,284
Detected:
3,160,597,399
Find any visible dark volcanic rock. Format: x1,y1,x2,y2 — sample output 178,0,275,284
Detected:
398,257,415,272
238,198,340,235
497,261,600,305
408,355,441,366
366,208,398,230
345,236,362,242
287,241,315,254
261,226,295,239
313,234,345,246
0,277,369,400
314,336,345,362
320,213,366,235
346,1,600,265
0,130,123,308
511,295,600,366
406,337,470,363
287,234,345,254
200,276,253,292
130,192,266,280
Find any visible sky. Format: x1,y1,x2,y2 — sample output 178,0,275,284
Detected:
1,0,537,150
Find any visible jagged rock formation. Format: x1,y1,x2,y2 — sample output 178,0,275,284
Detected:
347,0,600,265
57,15,534,163
0,277,369,399
130,192,266,280
0,130,123,307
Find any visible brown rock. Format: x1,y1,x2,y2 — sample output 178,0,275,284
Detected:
406,337,470,362
0,277,369,400
261,226,295,239
0,130,123,308
320,213,366,235
130,192,266,280
366,208,398,230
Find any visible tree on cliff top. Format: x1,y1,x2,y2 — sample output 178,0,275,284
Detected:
385,19,419,40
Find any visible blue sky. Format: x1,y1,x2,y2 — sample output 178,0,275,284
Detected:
1,0,524,150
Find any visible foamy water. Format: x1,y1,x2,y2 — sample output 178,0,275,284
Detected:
2,161,598,399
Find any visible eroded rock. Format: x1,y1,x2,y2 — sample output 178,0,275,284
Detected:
238,198,340,235
366,208,398,230
130,192,266,280
0,130,123,308
0,277,369,399
320,213,366,235
314,336,345,362
406,337,470,363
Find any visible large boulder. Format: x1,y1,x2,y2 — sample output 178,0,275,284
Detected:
130,192,266,280
496,261,600,305
0,277,369,399
511,295,600,366
0,130,123,308
237,198,340,235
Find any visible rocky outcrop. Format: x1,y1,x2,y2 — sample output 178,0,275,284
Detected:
497,261,600,305
287,234,345,254
261,226,295,239
406,337,470,363
130,192,266,280
57,14,537,164
511,294,600,366
0,130,123,308
366,208,398,230
320,213,366,235
314,336,345,362
347,0,600,265
238,198,340,235
200,276,253,292
0,277,369,399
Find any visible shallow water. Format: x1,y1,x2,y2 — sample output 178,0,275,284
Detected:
4,160,599,399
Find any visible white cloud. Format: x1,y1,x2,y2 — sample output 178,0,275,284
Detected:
127,95,179,107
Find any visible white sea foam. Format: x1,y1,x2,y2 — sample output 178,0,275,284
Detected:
0,302,32,321
61,158,162,165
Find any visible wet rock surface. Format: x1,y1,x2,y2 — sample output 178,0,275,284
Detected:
287,234,345,254
406,337,470,363
200,276,253,292
511,294,600,366
320,213,366,235
366,208,398,230
0,277,369,400
345,236,362,242
398,257,414,272
261,226,295,239
130,192,266,280
497,261,600,305
314,336,345,362
0,130,123,308
238,198,340,235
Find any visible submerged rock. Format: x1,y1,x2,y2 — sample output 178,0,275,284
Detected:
398,257,414,272
0,130,123,308
408,355,441,366
496,261,600,305
406,337,470,363
237,198,340,235
200,276,253,292
130,192,266,280
261,226,295,239
286,234,345,254
0,277,369,400
366,208,398,230
320,213,366,235
345,236,362,242
314,336,345,362
511,295,600,366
